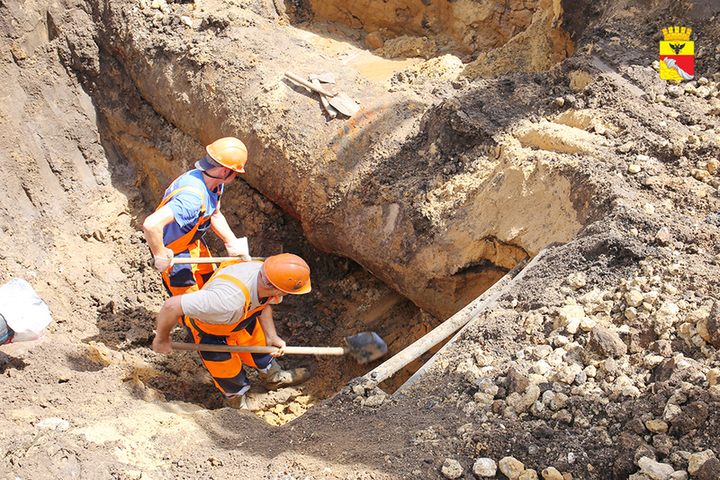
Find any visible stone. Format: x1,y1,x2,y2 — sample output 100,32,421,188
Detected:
473,457,498,477
441,458,464,479
519,469,539,480
363,394,386,407
654,302,679,335
655,227,671,245
566,272,586,289
696,457,720,480
589,325,627,358
669,401,709,436
365,31,384,50
689,450,717,476
625,290,644,307
541,467,563,480
550,364,582,385
696,301,720,347
645,419,668,433
557,305,585,329
507,368,530,395
36,417,70,431
707,368,720,386
637,457,674,480
652,434,673,456
499,456,525,479
550,392,568,411
667,85,683,97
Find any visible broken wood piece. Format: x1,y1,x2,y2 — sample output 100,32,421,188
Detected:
392,245,557,394
360,251,540,391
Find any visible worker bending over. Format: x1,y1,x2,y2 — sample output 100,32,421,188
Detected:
152,253,312,409
143,137,251,297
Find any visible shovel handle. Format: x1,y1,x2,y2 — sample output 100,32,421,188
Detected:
172,257,266,264
172,342,349,356
312,78,338,118
285,71,336,97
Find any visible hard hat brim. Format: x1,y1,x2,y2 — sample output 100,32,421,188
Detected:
278,279,311,295
195,155,223,172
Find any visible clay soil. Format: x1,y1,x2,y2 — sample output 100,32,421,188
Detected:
2,0,720,479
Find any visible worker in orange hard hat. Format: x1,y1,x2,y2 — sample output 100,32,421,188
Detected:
143,137,252,297
152,253,312,410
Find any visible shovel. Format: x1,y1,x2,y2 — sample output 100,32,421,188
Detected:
284,71,361,117
172,256,266,264
309,73,338,119
171,331,387,365
311,77,337,118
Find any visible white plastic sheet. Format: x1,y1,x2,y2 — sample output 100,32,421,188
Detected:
0,278,53,342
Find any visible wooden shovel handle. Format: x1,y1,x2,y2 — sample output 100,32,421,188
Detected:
171,342,349,356
172,257,266,264
285,71,336,97
312,78,337,118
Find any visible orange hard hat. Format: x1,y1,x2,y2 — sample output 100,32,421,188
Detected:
205,137,248,173
263,253,311,295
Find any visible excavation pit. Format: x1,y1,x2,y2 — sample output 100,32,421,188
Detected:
6,0,720,476
87,0,598,425
1,0,599,426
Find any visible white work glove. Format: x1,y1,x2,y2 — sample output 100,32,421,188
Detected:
153,247,175,272
225,237,251,261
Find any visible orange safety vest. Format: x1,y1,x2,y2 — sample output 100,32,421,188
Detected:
184,272,279,337
156,183,216,255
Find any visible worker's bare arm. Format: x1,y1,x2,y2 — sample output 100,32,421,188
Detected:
152,296,184,354
142,205,175,256
257,305,286,356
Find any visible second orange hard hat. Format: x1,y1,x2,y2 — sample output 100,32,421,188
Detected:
263,253,312,295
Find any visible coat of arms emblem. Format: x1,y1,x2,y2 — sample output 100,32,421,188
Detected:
659,27,694,81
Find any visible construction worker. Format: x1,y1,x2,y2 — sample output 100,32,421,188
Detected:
152,253,312,409
143,137,251,297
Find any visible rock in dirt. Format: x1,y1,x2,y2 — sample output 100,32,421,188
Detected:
696,301,720,347
441,458,464,479
589,325,627,358
473,457,498,477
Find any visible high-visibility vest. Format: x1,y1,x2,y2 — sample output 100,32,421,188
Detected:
156,173,223,254
185,272,278,337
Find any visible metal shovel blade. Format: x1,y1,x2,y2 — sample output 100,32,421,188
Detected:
344,331,387,364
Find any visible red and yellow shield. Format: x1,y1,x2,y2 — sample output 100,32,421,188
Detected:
659,27,694,81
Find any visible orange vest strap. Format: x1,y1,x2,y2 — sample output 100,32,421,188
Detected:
158,184,211,255
157,185,207,215
209,274,251,318
188,273,278,337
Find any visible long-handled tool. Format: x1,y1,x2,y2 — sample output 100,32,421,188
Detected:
172,256,266,264
311,77,337,118
309,73,338,118
172,331,387,365
284,71,360,117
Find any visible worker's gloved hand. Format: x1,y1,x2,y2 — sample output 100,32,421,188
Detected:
153,247,175,272
225,237,251,261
